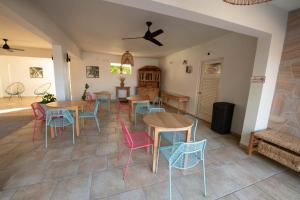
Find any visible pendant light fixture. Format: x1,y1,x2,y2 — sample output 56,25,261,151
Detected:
223,0,271,5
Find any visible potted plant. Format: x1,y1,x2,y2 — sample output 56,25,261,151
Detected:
40,93,56,104
81,83,90,100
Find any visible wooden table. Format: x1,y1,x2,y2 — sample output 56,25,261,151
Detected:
127,96,150,121
94,91,111,111
47,101,87,137
143,112,193,173
161,91,190,113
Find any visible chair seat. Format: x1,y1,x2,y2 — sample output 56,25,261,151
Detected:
49,117,73,127
130,131,153,149
160,143,201,169
135,107,149,114
78,111,95,117
161,131,185,144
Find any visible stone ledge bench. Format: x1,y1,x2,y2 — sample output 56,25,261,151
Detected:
248,129,300,172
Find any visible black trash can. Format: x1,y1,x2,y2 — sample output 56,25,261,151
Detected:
211,102,235,134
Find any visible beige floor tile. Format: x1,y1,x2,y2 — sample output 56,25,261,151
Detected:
71,143,97,159
108,188,146,200
91,168,127,199
0,189,17,200
11,180,56,200
78,156,107,174
44,160,79,180
50,174,91,200
96,142,118,156
232,185,274,200
143,181,183,200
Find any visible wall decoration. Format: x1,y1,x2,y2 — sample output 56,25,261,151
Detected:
86,66,99,78
186,65,193,73
29,67,43,78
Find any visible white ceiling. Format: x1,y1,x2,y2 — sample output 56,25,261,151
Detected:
0,15,51,49
1,0,300,57
270,0,300,11
31,0,231,57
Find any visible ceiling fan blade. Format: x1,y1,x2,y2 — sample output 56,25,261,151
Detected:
122,37,143,40
150,29,164,38
9,48,25,51
148,38,163,46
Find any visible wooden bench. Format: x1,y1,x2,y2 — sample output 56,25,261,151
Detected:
248,129,300,172
161,91,190,113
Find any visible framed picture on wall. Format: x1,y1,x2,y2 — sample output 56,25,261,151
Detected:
86,66,99,78
29,67,43,78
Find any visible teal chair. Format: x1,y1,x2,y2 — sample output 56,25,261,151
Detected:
160,115,198,145
158,140,207,199
97,96,110,112
148,107,166,113
134,101,150,126
79,100,100,133
45,109,75,148
150,96,163,108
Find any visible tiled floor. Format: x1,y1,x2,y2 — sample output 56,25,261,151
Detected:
0,100,299,200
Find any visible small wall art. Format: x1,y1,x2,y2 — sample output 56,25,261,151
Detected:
29,67,43,78
86,66,99,78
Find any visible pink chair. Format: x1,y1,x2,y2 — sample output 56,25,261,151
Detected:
117,114,153,180
31,102,46,141
86,91,94,110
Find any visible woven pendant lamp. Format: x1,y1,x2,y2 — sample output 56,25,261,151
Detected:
223,0,271,5
121,51,134,66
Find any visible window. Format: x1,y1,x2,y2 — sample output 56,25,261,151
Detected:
110,63,132,75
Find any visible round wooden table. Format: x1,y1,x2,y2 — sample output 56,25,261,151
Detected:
143,112,193,173
127,96,150,121
47,100,88,137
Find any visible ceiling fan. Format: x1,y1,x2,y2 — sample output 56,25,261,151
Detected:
122,21,164,46
1,39,24,52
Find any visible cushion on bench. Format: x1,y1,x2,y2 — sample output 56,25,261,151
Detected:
254,130,300,154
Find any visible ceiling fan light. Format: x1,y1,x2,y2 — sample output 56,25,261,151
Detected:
121,51,134,66
223,0,272,5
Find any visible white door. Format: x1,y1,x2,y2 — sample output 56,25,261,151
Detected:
197,60,222,122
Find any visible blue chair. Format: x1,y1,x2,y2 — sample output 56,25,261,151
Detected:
148,107,166,113
97,96,110,112
160,115,198,145
150,96,163,108
158,140,207,199
134,101,150,126
79,100,100,133
45,109,75,148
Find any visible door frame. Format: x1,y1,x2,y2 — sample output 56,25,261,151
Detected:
195,57,224,122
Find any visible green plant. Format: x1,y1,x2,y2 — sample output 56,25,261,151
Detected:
40,93,56,104
81,83,90,100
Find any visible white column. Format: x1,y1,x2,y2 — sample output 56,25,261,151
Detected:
52,45,71,101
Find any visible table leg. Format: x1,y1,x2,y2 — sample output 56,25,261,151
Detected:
152,128,159,173
186,126,192,142
75,108,80,137
147,126,152,153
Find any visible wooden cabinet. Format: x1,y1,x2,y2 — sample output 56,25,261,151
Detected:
137,66,160,101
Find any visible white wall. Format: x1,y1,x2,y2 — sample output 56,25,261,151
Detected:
160,33,257,134
0,55,55,97
70,52,159,100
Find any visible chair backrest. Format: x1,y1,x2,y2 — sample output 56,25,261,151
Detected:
153,96,162,106
134,101,150,113
31,102,46,120
148,107,166,113
169,140,207,169
120,120,134,148
34,82,51,95
185,115,198,141
93,100,100,115
46,109,74,126
5,82,25,95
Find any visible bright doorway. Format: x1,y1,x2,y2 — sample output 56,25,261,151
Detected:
197,59,223,122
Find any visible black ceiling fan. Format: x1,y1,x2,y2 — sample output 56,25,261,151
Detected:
1,38,24,52
122,21,164,46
